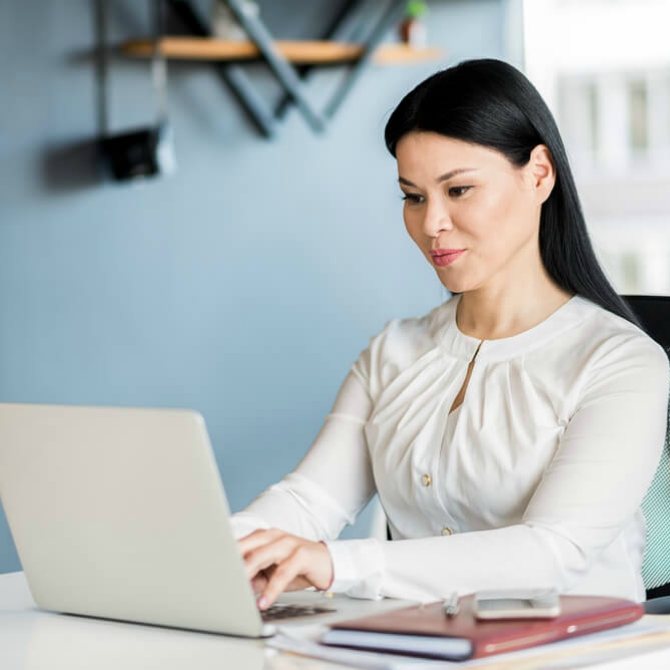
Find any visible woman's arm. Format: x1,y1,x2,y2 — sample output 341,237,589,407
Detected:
232,367,378,608
230,368,376,542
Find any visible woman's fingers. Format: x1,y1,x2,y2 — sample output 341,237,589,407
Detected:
238,528,283,556
237,529,335,610
242,535,297,582
259,542,334,609
257,547,308,609
251,570,271,594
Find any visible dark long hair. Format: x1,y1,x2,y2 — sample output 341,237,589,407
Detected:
384,58,639,326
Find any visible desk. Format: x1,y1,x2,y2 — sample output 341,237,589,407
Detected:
2,572,670,669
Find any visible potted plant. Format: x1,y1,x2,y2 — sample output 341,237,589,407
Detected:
399,1,428,47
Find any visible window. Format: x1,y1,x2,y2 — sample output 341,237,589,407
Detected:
629,79,649,152
558,77,599,166
523,0,670,294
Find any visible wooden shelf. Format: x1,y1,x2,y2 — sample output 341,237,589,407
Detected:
120,37,444,66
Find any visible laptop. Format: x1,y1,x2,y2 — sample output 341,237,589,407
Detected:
0,403,335,637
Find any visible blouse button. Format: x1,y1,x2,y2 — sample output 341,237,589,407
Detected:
421,474,432,487
441,526,453,536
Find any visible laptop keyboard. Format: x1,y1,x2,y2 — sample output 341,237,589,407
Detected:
260,603,336,621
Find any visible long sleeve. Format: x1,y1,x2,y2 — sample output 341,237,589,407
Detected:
229,368,376,542
325,335,670,602
231,294,670,604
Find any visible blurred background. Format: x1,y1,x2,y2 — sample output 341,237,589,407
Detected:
0,0,666,573
525,0,670,295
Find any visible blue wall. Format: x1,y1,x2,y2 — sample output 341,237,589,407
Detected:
0,0,508,572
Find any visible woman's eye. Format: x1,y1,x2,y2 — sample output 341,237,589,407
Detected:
448,186,472,197
401,193,424,205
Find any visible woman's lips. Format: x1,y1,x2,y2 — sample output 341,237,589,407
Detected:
430,249,466,267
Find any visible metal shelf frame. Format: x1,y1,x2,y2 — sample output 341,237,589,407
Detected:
164,0,409,137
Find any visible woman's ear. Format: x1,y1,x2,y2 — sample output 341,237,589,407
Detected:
528,144,556,204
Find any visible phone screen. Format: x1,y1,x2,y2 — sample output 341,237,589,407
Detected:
473,591,561,620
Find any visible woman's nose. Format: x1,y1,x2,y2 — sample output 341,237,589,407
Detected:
422,200,453,238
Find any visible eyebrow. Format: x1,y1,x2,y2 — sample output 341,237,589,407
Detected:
398,168,478,188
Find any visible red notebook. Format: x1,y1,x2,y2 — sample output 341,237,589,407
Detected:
321,595,644,661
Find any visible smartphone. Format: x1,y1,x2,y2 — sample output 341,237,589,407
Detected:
473,589,561,620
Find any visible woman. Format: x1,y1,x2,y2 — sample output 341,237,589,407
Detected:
231,59,670,609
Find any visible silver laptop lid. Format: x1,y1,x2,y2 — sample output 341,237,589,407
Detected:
0,403,265,637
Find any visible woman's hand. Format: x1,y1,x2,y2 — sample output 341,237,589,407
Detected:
238,528,334,610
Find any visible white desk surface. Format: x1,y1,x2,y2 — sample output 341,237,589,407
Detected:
3,571,670,670
0,571,416,670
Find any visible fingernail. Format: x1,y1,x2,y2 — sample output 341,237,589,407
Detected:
257,596,268,610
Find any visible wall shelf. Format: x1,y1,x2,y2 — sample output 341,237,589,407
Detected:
120,37,444,66
118,0,445,138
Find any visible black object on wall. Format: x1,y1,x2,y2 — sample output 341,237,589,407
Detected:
98,0,177,182
100,124,175,181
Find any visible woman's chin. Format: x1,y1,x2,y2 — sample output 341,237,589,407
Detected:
436,274,469,295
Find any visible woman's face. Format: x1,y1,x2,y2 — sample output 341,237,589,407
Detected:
395,131,554,295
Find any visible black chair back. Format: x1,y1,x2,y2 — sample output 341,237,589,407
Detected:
622,296,670,607
623,295,670,354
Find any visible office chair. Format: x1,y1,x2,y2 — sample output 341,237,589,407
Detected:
622,296,670,613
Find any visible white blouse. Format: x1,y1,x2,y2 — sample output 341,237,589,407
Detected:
231,295,670,603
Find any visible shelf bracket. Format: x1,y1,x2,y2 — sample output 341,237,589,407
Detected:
274,0,361,119
165,0,413,137
223,0,327,133
324,0,407,121
166,0,277,138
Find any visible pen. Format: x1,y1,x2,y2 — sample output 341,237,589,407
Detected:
442,592,460,617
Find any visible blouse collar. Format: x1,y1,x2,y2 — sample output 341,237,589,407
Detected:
434,293,595,363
